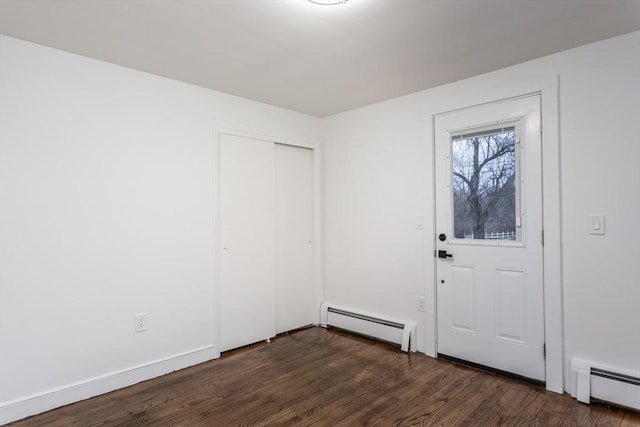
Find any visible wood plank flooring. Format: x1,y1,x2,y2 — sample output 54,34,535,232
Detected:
9,327,640,426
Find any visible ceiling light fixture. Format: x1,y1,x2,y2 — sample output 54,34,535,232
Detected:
307,0,348,5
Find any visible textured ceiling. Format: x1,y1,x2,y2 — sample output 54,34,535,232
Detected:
1,0,639,116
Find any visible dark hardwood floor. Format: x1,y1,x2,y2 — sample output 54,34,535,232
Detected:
10,327,640,426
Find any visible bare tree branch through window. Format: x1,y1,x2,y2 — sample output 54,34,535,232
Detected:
452,129,516,240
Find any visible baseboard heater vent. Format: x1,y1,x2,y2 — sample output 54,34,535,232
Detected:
320,303,417,352
571,358,640,410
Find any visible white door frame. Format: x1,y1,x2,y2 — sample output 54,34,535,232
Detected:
211,122,323,358
423,74,563,393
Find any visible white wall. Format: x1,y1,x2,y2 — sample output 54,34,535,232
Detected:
0,35,321,423
324,31,640,390
558,33,640,375
323,95,427,338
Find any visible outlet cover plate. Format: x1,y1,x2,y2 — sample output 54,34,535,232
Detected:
135,313,148,332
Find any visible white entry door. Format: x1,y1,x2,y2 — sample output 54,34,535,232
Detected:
435,95,545,381
219,133,276,352
275,144,314,333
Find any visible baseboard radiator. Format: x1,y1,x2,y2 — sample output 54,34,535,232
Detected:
320,303,417,352
571,358,640,410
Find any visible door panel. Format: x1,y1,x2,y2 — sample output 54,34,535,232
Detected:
495,268,525,342
275,144,314,333
435,95,545,381
219,133,275,352
451,265,475,332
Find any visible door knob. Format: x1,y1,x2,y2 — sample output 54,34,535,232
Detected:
438,250,453,259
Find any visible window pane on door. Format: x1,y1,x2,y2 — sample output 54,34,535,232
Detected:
451,125,519,241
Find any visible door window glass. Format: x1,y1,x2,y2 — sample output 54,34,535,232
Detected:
450,124,520,241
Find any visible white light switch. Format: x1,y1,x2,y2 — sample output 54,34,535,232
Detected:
416,215,424,230
588,215,605,235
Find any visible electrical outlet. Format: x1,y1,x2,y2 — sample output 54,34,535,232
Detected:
416,296,425,312
135,313,147,332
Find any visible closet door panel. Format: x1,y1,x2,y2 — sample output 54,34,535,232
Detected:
275,144,314,333
219,134,275,351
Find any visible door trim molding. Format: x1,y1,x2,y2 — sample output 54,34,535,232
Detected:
423,74,563,393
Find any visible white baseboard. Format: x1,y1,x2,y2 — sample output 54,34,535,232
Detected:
0,346,219,425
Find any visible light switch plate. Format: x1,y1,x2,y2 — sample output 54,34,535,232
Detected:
588,215,605,235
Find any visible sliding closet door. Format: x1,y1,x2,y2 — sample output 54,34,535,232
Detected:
219,133,275,351
275,144,314,333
